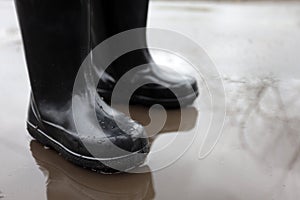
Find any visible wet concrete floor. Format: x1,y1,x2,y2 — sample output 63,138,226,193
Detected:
1,0,300,199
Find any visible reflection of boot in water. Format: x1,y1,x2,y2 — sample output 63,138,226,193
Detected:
30,141,155,200
129,106,198,133
115,105,198,142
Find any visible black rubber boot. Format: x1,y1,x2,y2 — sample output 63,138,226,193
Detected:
15,0,149,173
95,0,199,108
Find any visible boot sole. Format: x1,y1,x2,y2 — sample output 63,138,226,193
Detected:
27,121,148,174
98,89,199,109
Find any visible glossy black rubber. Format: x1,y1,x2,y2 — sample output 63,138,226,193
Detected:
15,0,149,173
94,0,199,108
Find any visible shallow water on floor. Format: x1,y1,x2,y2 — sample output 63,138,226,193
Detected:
1,1,300,199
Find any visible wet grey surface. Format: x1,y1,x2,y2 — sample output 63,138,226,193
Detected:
1,0,300,199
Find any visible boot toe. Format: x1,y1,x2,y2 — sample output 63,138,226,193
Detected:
132,74,199,108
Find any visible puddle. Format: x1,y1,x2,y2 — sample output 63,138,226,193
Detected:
224,76,300,171
26,105,198,199
0,27,21,46
30,140,155,200
156,4,212,12
2,0,300,199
